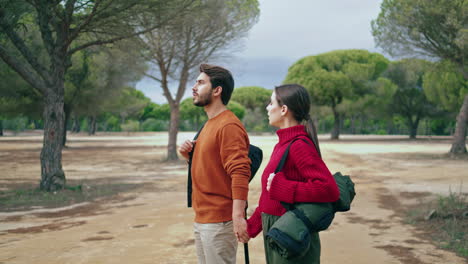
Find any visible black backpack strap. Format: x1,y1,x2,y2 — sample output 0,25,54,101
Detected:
275,137,311,210
187,124,205,208
274,137,310,173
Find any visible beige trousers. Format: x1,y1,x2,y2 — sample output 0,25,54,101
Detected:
193,221,237,264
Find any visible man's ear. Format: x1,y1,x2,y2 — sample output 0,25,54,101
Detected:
213,86,223,96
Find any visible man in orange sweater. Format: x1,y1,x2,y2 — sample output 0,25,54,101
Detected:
178,64,251,264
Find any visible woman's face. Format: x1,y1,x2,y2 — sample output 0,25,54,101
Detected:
266,91,283,127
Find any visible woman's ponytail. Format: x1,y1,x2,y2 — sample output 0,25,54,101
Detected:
305,117,322,158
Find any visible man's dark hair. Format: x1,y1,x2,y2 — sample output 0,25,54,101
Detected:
199,64,234,105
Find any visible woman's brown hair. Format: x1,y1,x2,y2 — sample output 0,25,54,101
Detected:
275,84,322,158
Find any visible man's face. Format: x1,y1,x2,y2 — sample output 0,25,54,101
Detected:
192,72,213,107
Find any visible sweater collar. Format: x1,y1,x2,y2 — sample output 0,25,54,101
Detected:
276,125,308,145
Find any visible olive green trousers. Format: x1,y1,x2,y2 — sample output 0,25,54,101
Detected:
262,213,321,264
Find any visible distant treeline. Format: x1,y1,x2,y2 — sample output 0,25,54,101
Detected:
0,81,457,137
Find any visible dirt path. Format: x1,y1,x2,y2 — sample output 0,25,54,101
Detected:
0,132,466,264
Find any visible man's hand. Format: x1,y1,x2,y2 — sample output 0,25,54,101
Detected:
178,140,195,160
232,199,249,243
233,216,249,243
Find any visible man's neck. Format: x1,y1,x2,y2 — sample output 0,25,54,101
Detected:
204,101,227,119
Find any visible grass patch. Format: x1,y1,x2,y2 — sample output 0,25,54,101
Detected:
0,182,142,212
405,189,468,259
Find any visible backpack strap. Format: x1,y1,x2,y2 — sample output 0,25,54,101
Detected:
275,137,311,211
274,137,310,173
187,124,205,208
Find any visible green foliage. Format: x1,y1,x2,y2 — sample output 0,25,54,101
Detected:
382,59,440,137
80,119,88,132
141,103,160,121
406,189,467,258
141,118,167,131
230,86,270,132
429,118,455,135
179,98,200,119
423,60,468,113
227,100,245,120
242,107,270,132
2,116,28,134
285,50,389,107
103,115,121,132
285,50,390,138
141,103,171,122
0,61,42,120
231,86,271,110
120,120,140,133
436,190,467,218
111,86,150,122
355,77,397,119
180,98,206,130
372,0,466,71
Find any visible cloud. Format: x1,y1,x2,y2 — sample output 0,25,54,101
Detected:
136,0,385,104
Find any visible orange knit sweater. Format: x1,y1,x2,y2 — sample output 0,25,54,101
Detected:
191,110,251,223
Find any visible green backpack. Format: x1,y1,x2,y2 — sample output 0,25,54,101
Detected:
265,138,356,259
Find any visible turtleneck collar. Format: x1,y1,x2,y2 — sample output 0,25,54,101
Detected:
276,125,308,145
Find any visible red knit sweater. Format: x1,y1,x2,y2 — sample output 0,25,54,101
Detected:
247,125,340,238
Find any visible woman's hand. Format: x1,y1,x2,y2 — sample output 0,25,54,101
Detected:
266,173,276,191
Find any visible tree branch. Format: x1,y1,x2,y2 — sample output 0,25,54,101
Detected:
0,44,47,95
67,0,101,43
143,72,162,83
68,23,163,55
64,0,77,21
34,0,56,58
68,0,196,55
0,9,51,84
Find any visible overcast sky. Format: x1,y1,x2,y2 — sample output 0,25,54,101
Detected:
136,0,384,104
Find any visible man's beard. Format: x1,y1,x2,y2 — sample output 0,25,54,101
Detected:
193,92,212,107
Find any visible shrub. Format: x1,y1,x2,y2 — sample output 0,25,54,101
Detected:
3,117,29,134
141,118,167,131
121,120,140,133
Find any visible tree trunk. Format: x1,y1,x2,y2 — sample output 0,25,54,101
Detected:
425,119,430,136
0,119,3,136
387,119,394,135
88,116,96,135
450,94,468,154
331,108,340,140
39,91,66,191
350,116,356,134
408,116,420,139
409,125,418,139
359,115,366,134
71,114,80,133
34,120,42,129
167,103,180,160
62,104,72,146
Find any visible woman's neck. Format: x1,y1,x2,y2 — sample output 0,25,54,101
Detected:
278,118,300,129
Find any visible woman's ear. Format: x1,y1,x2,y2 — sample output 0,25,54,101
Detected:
280,105,288,116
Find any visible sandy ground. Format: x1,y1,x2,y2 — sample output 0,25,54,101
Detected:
0,131,467,264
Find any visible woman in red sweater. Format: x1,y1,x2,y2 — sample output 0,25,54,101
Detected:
246,84,340,263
